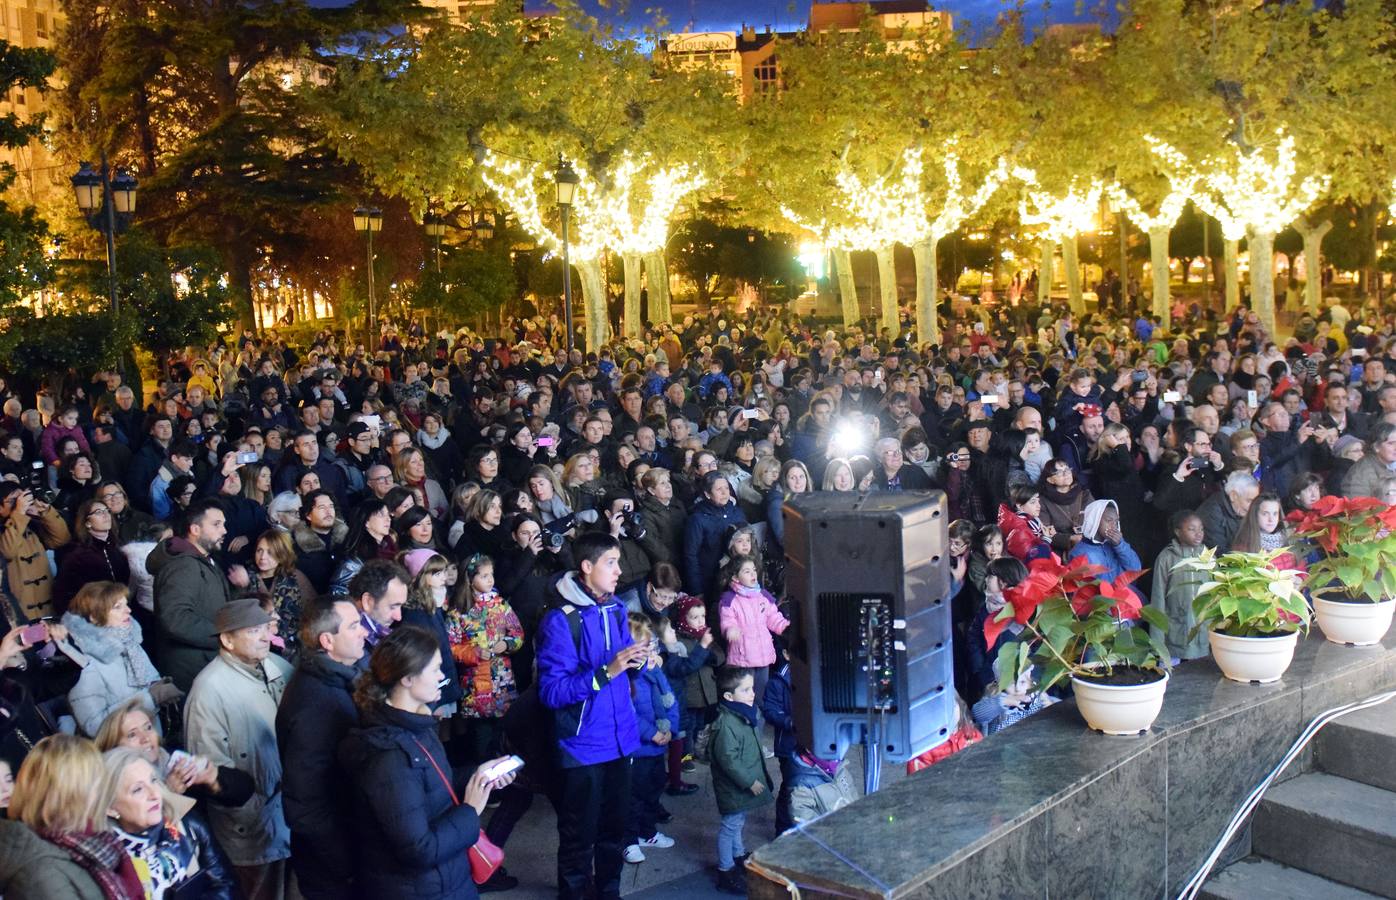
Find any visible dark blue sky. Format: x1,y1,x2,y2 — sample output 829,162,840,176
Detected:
574,1,1078,40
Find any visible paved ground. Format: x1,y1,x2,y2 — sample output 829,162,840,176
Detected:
496,748,908,899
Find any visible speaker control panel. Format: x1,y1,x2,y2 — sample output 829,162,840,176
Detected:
861,597,897,710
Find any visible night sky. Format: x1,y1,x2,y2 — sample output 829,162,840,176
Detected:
580,1,1080,37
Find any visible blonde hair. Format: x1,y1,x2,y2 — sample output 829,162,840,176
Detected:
627,611,654,643
93,696,157,753
101,747,171,824
8,734,113,833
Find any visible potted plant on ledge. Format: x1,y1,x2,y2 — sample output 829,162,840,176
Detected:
988,556,1172,736
1179,548,1310,683
1288,496,1396,646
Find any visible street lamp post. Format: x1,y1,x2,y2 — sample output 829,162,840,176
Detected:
70,155,138,319
423,212,446,273
554,157,579,354
353,206,384,349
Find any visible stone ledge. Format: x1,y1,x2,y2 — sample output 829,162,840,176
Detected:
748,631,1396,900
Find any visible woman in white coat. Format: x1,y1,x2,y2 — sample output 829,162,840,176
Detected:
62,580,181,737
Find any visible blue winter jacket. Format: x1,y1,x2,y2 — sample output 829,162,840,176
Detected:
1067,538,1143,586
536,571,641,768
761,662,797,758
631,664,680,758
682,497,747,597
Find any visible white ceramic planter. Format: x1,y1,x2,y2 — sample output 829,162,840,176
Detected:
1313,597,1396,646
1208,629,1299,684
1071,670,1169,735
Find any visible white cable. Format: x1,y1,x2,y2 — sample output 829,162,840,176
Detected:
1176,688,1396,900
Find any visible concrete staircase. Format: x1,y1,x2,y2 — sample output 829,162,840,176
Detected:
1201,701,1396,899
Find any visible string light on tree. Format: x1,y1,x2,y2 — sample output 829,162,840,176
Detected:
1104,174,1197,326
480,150,610,348
1148,131,1330,334
1014,170,1101,315
783,143,1008,341
597,153,707,336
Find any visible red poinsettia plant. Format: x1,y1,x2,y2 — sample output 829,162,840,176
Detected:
1287,495,1396,603
987,556,1171,692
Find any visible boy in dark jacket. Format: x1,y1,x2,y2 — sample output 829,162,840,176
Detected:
760,649,798,835
710,666,773,895
536,533,645,900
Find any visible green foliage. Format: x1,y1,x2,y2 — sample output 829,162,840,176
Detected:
408,245,515,325
0,39,57,314
998,592,1171,693
1290,499,1396,603
0,308,133,383
55,0,429,328
1179,548,1311,638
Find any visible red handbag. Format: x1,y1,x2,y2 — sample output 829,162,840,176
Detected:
412,738,504,885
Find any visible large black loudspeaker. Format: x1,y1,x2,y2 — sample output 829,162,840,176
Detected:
782,491,954,763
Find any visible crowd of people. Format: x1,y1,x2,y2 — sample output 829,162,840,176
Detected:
0,286,1392,900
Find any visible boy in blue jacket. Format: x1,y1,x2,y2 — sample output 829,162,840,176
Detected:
536,533,645,900
623,613,682,864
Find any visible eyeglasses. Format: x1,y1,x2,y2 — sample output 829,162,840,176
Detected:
87,507,111,518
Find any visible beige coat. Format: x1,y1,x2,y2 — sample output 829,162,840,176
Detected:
184,649,294,867
0,506,70,621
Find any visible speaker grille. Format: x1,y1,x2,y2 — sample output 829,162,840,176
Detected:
817,592,894,713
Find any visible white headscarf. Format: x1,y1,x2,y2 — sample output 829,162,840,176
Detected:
1080,499,1118,543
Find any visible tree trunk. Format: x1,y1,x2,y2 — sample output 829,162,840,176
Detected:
833,248,858,327
912,237,940,347
1284,216,1328,313
574,257,607,352
621,252,643,338
1038,239,1054,305
1148,225,1171,328
1249,230,1277,338
1223,239,1240,312
1062,234,1084,316
874,244,898,336
224,222,256,333
643,249,671,325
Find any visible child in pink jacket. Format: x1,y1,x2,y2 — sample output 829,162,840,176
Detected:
718,554,789,700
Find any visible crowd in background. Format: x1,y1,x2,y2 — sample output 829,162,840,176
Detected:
0,285,1392,899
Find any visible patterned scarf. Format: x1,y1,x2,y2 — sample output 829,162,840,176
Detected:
41,829,145,900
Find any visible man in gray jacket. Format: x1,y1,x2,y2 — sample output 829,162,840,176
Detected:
150,498,234,691
185,597,294,900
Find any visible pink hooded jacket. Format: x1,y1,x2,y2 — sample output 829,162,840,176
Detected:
719,585,790,668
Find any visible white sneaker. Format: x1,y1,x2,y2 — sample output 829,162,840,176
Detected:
624,844,646,864
638,832,676,849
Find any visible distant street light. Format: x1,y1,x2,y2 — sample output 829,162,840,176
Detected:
353,206,384,348
423,212,447,273
555,157,580,353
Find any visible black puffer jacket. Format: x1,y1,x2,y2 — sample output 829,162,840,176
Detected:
338,703,481,900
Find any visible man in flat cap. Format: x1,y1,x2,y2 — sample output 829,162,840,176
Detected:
184,597,295,900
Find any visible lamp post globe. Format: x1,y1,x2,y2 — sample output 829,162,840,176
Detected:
70,162,101,212
473,214,494,242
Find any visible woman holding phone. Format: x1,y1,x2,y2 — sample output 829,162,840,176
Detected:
339,625,517,899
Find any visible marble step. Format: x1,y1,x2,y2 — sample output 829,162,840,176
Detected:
1317,701,1396,793
1200,857,1383,900
1253,772,1396,898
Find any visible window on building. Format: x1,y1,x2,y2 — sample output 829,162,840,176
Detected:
754,55,779,95
35,11,46,38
